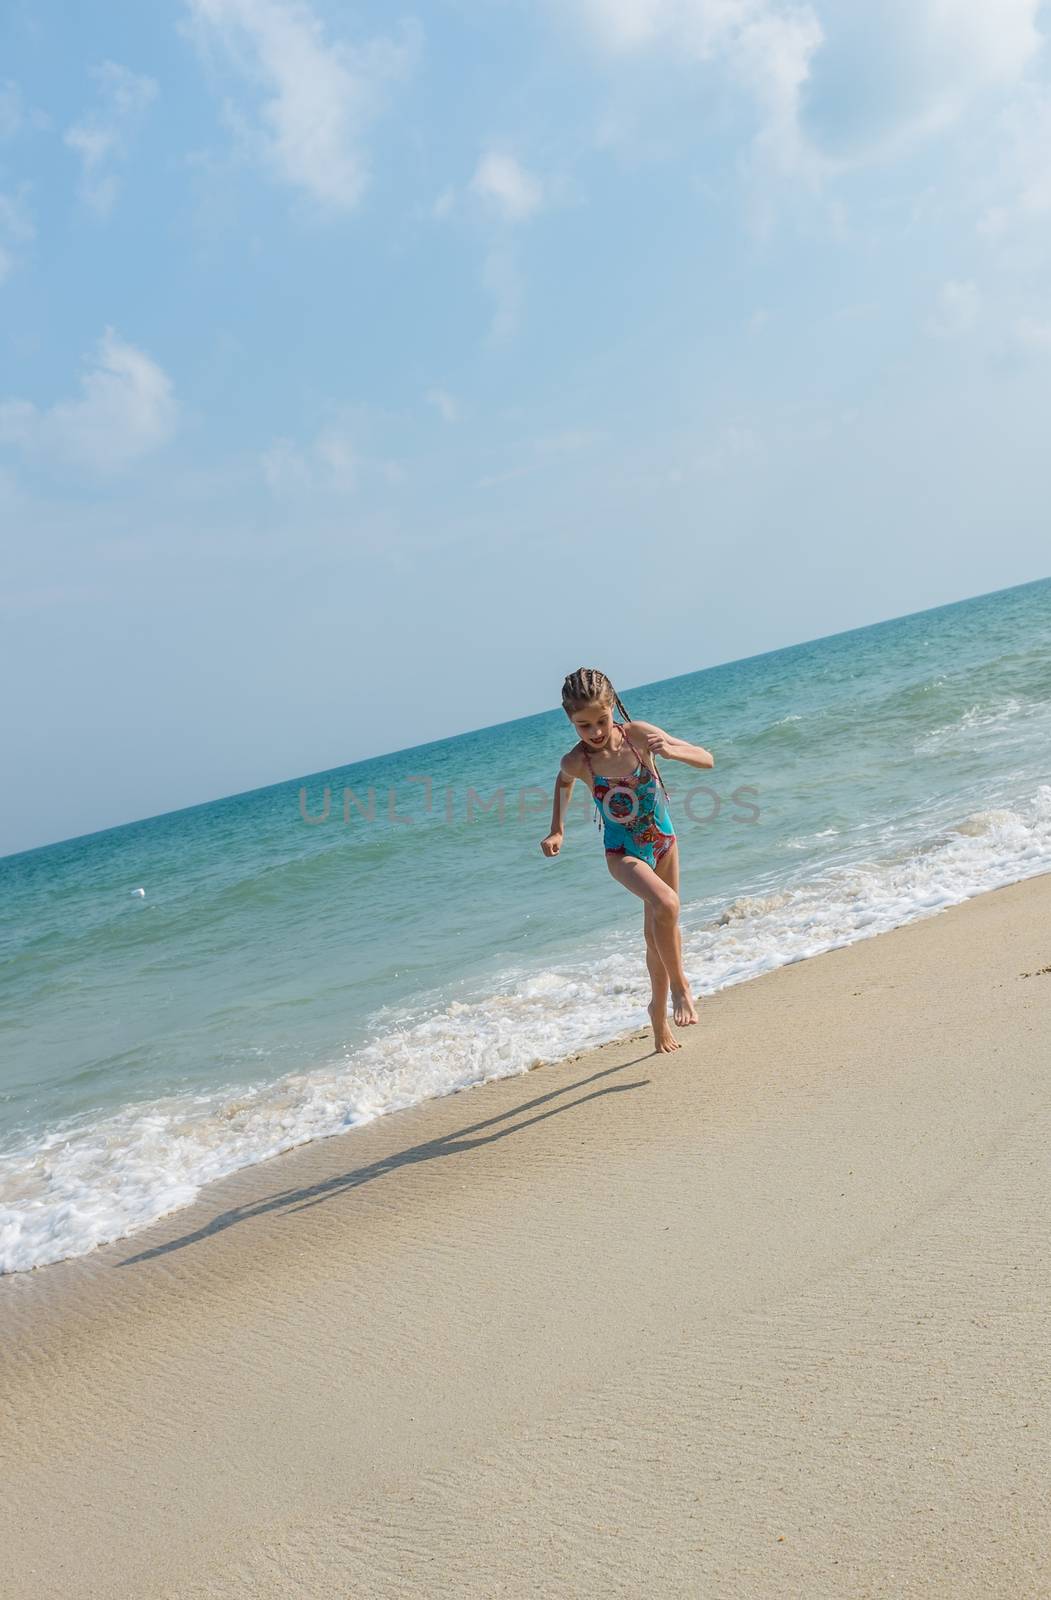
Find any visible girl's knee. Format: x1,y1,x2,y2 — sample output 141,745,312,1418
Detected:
654,887,680,922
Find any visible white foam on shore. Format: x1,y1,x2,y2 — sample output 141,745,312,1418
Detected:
3,783,1050,1275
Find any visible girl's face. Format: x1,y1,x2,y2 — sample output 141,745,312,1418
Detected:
570,701,614,749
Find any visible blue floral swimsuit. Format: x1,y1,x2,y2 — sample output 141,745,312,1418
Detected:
581,726,676,869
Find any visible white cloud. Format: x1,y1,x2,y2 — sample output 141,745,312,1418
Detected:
575,0,762,55
0,329,176,473
476,426,601,489
926,279,981,339
801,0,1045,161
737,7,825,179
480,246,523,342
0,188,34,283
0,79,23,141
977,84,1051,240
260,421,359,492
470,150,545,221
260,436,312,491
314,424,357,490
915,0,1042,99
463,152,543,340
1015,316,1051,352
184,0,419,211
476,463,534,490
426,388,459,423
534,427,601,454
571,0,662,51
64,61,157,217
567,0,826,179
458,154,545,341
694,422,761,472
566,0,1046,187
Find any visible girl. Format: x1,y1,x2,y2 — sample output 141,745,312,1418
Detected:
541,667,715,1055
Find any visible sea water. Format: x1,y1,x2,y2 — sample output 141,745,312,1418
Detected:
2,574,1050,1272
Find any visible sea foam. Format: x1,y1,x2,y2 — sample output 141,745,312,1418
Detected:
2,783,1049,1274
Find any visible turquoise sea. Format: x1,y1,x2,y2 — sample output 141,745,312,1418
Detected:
2,575,1050,1272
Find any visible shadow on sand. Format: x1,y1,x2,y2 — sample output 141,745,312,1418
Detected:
116,1053,654,1268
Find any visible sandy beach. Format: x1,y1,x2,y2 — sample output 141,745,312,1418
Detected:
3,870,1049,1599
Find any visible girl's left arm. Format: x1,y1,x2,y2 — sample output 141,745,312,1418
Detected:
630,720,714,770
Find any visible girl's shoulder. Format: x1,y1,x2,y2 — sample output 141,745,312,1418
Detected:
561,742,590,778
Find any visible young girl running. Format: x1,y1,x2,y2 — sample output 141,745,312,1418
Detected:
541,667,715,1055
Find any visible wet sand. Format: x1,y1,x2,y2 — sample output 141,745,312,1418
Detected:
3,871,1050,1598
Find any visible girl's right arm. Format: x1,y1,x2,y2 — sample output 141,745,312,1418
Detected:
540,757,577,857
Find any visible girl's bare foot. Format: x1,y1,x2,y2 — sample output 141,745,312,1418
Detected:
672,986,698,1026
648,1000,681,1054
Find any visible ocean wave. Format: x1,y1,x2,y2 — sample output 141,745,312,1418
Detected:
912,695,1034,755
3,783,1050,1275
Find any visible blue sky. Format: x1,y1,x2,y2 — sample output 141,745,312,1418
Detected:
2,0,1050,857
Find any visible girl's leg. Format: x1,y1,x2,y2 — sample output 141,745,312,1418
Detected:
606,849,697,1039
643,903,679,1054
654,842,698,1027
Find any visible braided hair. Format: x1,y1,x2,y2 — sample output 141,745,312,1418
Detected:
560,667,670,802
